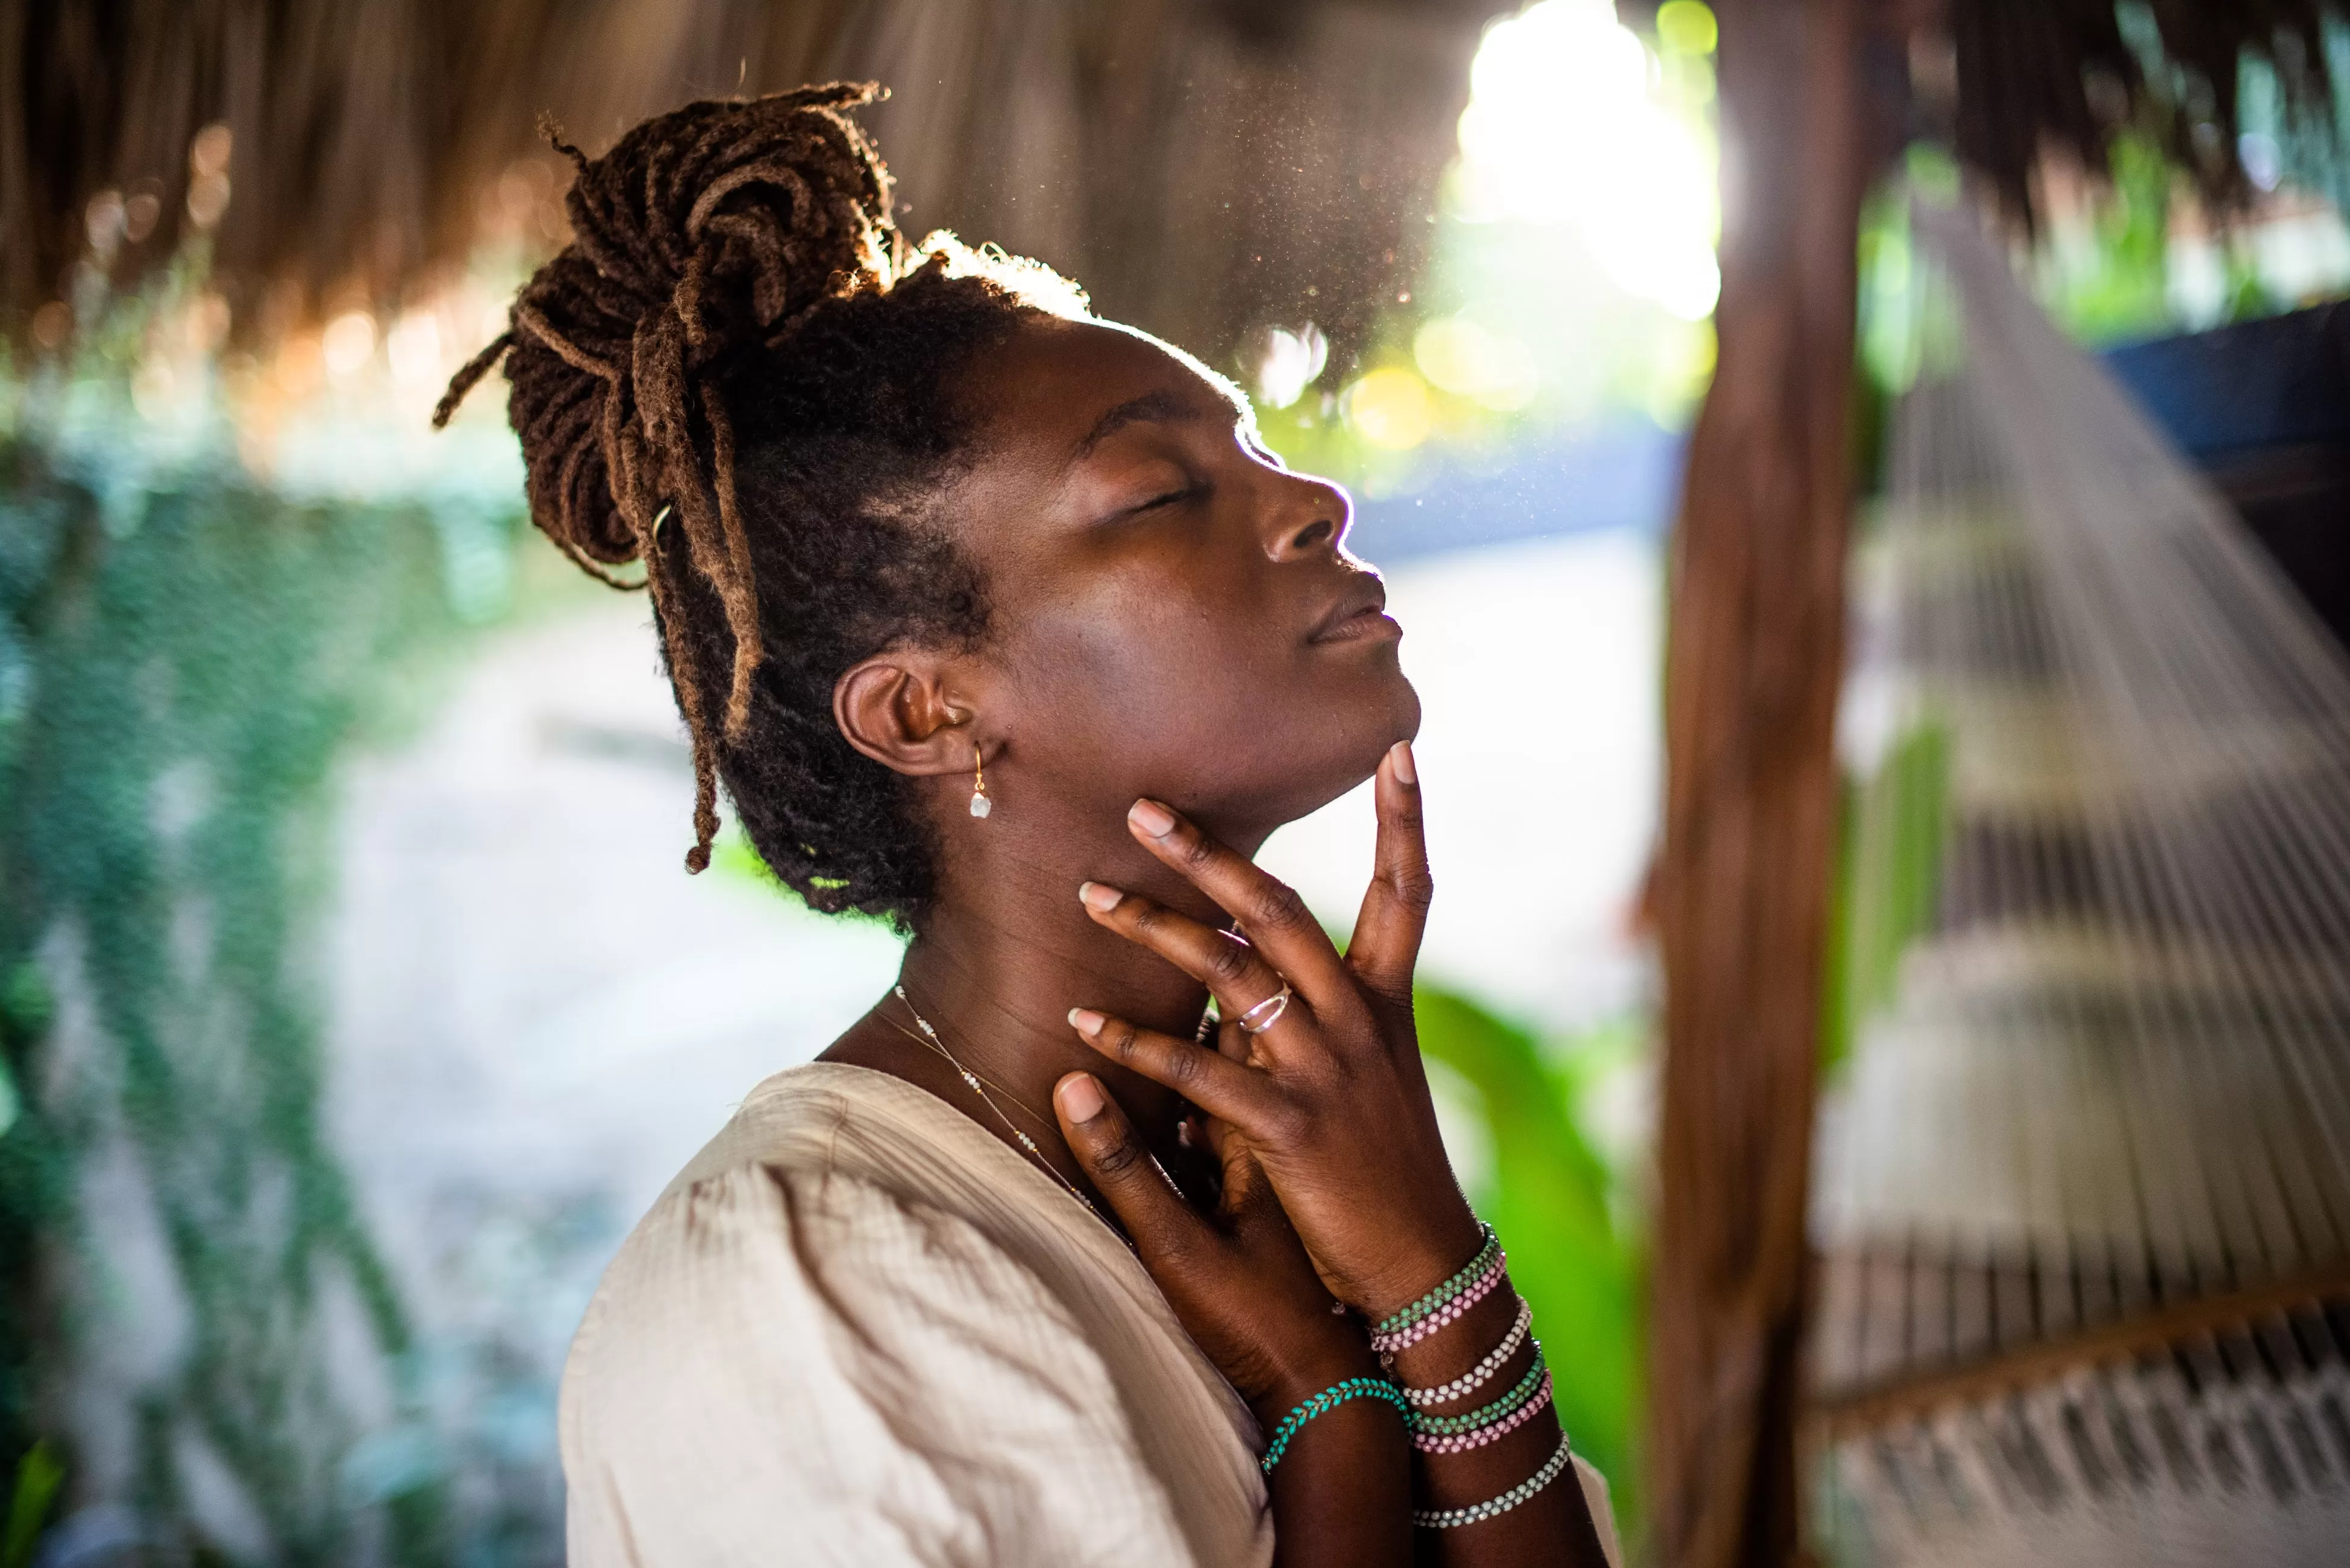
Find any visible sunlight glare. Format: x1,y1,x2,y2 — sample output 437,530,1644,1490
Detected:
1454,0,1720,321
1343,366,1436,450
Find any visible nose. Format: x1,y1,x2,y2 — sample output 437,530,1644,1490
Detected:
1262,472,1352,562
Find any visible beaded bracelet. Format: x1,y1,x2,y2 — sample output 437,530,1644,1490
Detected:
1400,1296,1534,1408
1409,1345,1547,1436
1259,1376,1411,1474
1412,1429,1576,1529
1372,1224,1501,1338
1371,1245,1508,1357
1412,1370,1552,1454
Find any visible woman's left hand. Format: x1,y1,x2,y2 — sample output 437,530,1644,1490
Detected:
1068,740,1483,1320
1050,1073,1379,1423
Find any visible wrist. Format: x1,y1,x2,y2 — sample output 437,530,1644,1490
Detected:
1382,1273,1530,1393
1349,1202,1485,1321
1249,1334,1383,1428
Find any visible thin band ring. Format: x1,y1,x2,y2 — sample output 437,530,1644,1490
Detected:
1236,984,1292,1035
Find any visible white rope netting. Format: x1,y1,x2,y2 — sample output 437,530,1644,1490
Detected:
1814,198,2350,1566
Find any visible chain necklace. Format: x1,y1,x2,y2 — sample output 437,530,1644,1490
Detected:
876,1015,1052,1134
891,985,1104,1220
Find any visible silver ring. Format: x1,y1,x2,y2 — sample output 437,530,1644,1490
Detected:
1235,984,1292,1036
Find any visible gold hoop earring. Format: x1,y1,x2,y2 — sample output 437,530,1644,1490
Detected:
969,743,992,819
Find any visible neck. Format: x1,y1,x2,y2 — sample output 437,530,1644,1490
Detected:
883,784,1270,1166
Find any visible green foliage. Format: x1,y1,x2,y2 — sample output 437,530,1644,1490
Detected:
2035,136,2190,345
1822,719,1950,1077
2,1441,62,1568
1414,986,1643,1538
0,424,512,1562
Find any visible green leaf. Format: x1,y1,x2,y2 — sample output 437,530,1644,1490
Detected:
3,1440,63,1568
1415,986,1643,1536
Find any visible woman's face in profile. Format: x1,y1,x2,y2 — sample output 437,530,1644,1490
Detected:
938,316,1420,842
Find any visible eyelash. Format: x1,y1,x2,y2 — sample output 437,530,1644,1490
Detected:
1139,481,1203,513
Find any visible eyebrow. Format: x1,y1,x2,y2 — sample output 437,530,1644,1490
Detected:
1071,389,1211,460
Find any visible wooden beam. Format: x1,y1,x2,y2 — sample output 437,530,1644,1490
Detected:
1646,1,1874,1563
1810,1266,2350,1440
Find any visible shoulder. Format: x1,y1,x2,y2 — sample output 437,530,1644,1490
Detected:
560,1156,1197,1566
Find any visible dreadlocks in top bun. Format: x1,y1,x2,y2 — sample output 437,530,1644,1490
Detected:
437,84,1088,922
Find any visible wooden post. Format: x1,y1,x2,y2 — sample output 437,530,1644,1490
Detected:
1647,1,1872,1563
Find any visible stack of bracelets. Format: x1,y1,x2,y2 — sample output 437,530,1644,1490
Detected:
1258,1222,1578,1531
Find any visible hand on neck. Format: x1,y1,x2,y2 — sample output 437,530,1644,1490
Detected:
896,784,1262,1139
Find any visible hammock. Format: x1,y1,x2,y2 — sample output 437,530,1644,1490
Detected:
1810,198,2350,1567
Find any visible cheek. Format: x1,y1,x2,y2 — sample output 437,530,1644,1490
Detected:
1006,576,1273,772
997,570,1415,810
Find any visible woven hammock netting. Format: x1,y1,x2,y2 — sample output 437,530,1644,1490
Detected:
1811,199,2350,1566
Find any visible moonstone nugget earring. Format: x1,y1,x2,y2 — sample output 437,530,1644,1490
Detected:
970,743,992,819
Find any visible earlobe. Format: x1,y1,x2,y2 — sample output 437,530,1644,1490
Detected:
832,655,973,778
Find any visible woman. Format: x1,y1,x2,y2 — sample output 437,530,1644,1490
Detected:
438,85,1621,1567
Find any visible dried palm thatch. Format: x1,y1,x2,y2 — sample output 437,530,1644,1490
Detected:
1616,0,2345,228
0,0,1496,371
1940,0,2342,228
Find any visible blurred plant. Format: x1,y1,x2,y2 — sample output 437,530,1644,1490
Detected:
1414,985,1645,1543
2,1441,62,1568
1820,719,1951,1079
1,236,531,1562
2032,134,2217,345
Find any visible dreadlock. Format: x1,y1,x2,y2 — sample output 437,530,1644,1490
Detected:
437,83,1087,923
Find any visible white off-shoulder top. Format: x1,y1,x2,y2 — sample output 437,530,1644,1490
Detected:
559,1061,1617,1566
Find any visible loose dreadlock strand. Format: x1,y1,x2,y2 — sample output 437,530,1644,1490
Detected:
642,542,725,873
628,303,765,743
536,110,589,175
431,330,513,429
700,379,765,737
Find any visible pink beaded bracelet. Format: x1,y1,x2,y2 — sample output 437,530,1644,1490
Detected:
1411,1370,1553,1454
1371,1246,1508,1357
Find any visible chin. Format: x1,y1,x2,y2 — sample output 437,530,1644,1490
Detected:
1250,669,1423,835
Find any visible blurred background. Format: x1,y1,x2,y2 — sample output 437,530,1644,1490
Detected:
4,2,2350,1566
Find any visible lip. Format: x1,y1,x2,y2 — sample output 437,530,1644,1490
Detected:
1307,578,1400,645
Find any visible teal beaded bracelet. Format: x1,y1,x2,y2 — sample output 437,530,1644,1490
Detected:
1372,1223,1501,1338
1259,1376,1411,1474
1406,1343,1548,1436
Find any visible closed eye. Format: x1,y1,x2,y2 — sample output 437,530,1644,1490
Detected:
1130,482,1206,516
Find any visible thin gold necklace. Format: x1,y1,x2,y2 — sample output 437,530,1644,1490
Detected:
877,1015,1052,1134
891,985,1103,1220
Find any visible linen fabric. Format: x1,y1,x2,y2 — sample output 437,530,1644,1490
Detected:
559,1061,1619,1566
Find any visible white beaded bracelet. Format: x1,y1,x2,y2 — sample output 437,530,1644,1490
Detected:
1411,1429,1576,1529
1400,1296,1534,1408
1411,1370,1553,1454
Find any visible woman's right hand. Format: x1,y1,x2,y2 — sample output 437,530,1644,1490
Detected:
1066,741,1484,1322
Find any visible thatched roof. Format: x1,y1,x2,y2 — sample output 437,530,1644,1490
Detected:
1612,0,2344,228
1939,0,2341,226
11,0,2345,367
2,0,1501,372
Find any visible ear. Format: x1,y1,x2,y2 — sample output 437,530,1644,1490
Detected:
833,651,983,778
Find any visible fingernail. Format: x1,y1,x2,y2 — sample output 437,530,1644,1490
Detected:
1390,740,1417,786
1078,881,1123,913
1128,798,1177,837
1068,1007,1106,1035
1056,1072,1105,1122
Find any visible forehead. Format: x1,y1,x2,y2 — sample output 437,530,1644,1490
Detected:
962,317,1249,460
